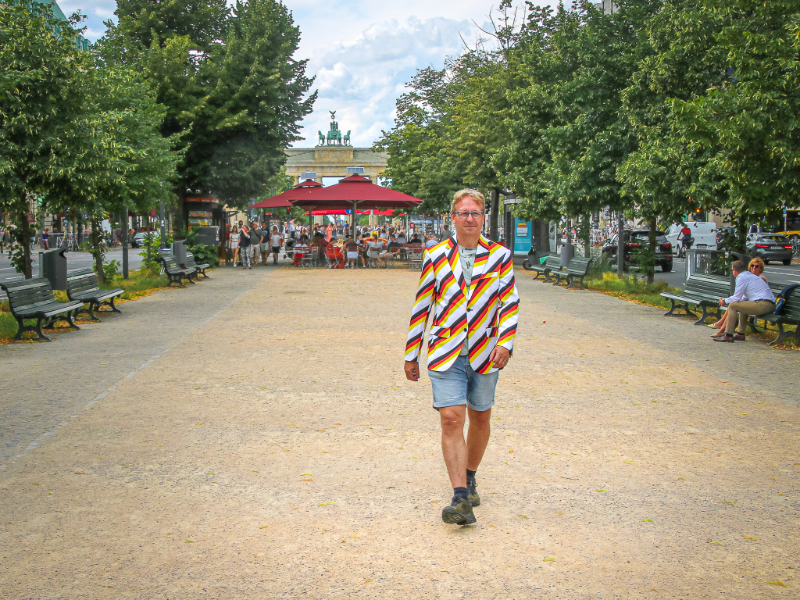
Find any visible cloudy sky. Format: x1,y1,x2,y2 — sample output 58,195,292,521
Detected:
61,0,551,148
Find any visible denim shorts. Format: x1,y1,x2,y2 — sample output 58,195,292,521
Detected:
428,355,498,412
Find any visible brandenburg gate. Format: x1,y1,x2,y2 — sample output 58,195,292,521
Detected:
284,111,388,184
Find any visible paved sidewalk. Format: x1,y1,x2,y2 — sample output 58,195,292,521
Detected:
0,267,797,598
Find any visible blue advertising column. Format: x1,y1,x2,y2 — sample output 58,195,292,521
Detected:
513,218,532,256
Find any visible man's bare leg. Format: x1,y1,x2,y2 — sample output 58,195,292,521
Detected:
440,406,467,488
466,406,492,471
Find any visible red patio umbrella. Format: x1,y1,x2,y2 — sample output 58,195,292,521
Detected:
290,175,421,233
248,179,321,209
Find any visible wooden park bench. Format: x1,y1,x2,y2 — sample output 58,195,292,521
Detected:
185,252,210,279
531,255,557,280
540,255,564,283
760,285,800,346
553,256,592,289
159,252,196,287
0,278,83,341
66,268,124,321
660,274,729,325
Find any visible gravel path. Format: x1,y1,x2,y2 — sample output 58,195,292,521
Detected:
0,266,797,598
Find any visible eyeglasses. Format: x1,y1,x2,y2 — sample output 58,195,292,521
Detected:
751,265,763,270
453,210,485,220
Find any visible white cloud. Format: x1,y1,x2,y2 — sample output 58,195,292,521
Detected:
295,15,474,147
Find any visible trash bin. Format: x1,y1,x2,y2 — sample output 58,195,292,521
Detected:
40,248,68,290
560,243,574,267
172,240,187,268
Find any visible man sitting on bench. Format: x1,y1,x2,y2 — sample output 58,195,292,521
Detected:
715,260,776,343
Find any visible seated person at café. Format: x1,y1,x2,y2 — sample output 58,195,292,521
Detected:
293,235,309,266
425,233,438,248
381,235,402,260
396,230,407,244
343,235,361,269
367,234,385,268
408,231,421,244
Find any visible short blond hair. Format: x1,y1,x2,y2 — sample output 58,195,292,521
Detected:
748,257,765,270
451,189,486,213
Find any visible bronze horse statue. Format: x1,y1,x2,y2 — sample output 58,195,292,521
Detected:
343,130,351,146
318,130,325,145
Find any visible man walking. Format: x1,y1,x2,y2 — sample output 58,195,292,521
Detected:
248,222,262,265
714,259,775,342
404,189,520,525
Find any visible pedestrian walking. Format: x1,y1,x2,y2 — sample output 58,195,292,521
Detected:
258,222,270,265
403,188,520,525
41,228,49,250
230,225,239,266
249,222,262,265
270,227,283,265
239,224,252,269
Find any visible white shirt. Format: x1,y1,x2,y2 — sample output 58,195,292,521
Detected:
724,270,775,304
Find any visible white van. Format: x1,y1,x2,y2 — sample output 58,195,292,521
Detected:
666,221,718,252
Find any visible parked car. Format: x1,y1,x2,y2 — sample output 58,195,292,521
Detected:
665,221,717,252
745,233,793,265
131,231,158,248
602,229,673,272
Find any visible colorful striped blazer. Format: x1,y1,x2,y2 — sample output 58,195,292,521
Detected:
405,235,520,374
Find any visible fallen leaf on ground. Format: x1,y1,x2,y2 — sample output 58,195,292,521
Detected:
318,501,335,506
543,558,555,562
641,519,654,523
743,536,759,540
718,500,737,507
766,581,787,587
596,489,608,493
518,514,528,519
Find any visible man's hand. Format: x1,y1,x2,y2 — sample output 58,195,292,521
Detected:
404,361,420,381
490,346,511,369
718,298,726,307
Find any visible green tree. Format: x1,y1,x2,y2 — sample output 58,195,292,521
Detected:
375,66,465,216
618,0,729,280
101,0,316,236
51,56,180,283
0,0,85,278
671,0,800,248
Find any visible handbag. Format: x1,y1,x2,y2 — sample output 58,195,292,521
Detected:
774,284,800,316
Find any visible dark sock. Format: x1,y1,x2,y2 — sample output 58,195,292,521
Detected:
466,469,477,481
453,487,468,501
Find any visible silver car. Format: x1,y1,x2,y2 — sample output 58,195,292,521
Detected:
746,234,793,265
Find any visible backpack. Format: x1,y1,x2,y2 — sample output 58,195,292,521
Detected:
774,284,800,316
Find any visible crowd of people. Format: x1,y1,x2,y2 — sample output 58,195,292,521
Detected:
224,219,451,269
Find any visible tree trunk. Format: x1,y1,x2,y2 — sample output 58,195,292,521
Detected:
532,219,549,254
583,213,592,258
735,210,748,253
173,189,185,241
90,216,105,284
617,214,625,278
17,208,33,279
647,217,657,285
489,189,500,241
